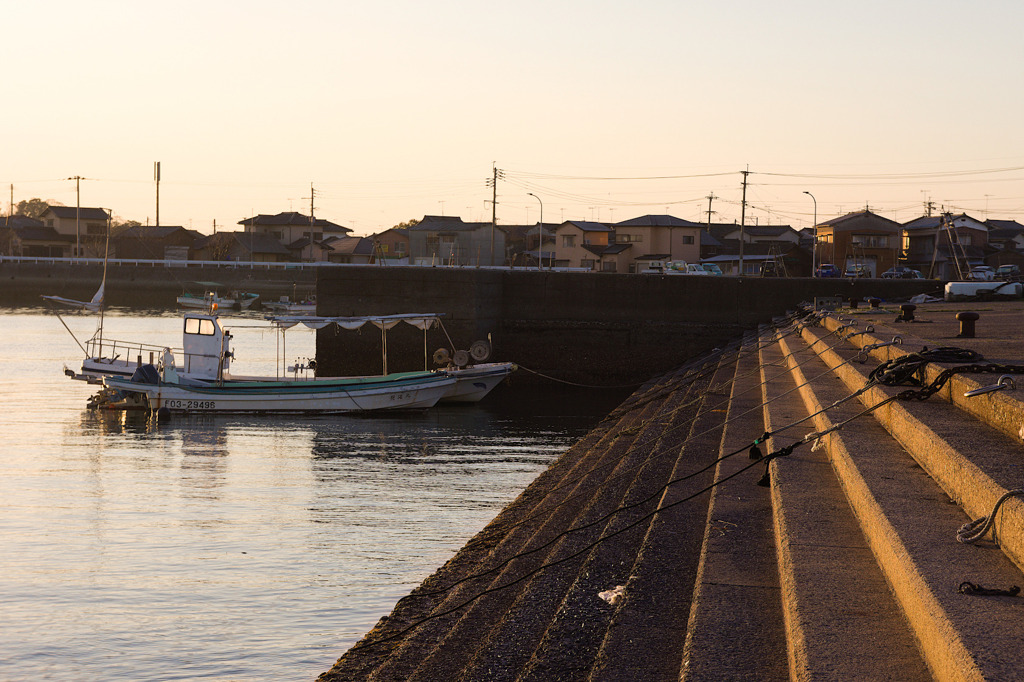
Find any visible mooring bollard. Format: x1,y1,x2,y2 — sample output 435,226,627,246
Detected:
897,304,916,322
869,297,881,309
956,311,980,338
849,296,860,309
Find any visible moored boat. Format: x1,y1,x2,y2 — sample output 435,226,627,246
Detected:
102,368,456,414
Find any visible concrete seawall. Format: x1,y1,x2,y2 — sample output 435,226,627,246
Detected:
314,267,941,384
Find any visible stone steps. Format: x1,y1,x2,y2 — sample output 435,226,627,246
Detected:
767,313,1024,680
319,354,733,681
319,306,1024,682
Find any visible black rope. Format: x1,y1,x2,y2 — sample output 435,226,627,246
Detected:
958,581,1021,597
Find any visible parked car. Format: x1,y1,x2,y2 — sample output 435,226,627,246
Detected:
759,261,781,277
664,261,711,275
995,264,1022,282
815,263,840,278
700,263,723,276
969,266,995,281
844,264,870,278
880,266,924,279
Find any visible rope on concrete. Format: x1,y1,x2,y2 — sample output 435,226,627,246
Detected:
957,489,1024,544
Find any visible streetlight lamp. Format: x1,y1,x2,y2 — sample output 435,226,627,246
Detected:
528,193,543,270
804,191,817,276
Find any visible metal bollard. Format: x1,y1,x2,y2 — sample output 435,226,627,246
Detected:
897,304,916,322
869,297,881,309
956,311,980,338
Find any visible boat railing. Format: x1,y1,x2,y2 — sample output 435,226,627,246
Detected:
85,335,221,375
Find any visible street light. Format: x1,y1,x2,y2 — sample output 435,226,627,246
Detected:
804,191,817,276
528,193,543,270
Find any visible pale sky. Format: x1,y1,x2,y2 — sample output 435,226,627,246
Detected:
5,0,1024,235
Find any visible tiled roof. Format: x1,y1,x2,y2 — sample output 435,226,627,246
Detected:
238,211,350,232
116,226,190,240
44,206,110,220
411,215,491,232
563,220,612,232
614,214,701,228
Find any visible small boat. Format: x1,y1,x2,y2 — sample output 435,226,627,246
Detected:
102,366,457,414
176,282,247,310
234,291,260,310
262,295,316,314
76,312,513,414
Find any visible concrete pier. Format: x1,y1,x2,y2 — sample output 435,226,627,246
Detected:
319,301,1024,681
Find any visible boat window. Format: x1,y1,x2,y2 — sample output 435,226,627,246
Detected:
184,317,217,336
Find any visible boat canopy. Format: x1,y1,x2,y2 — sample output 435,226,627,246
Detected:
268,313,445,331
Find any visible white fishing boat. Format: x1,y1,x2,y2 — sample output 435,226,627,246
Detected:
101,365,456,414
261,295,316,314
176,282,258,310
76,312,511,414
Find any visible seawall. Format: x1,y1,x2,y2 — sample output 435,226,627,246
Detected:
314,267,941,384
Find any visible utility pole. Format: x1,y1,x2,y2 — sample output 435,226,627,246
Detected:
486,164,502,265
68,175,84,258
739,168,749,276
154,162,161,227
705,192,717,226
9,184,13,217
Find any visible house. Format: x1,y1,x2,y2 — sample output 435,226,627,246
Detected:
901,213,989,279
191,231,291,262
814,210,903,277
0,215,71,257
408,215,507,266
113,225,197,261
287,236,336,263
551,221,616,271
239,212,351,249
498,223,556,267
707,223,800,246
985,219,1024,255
324,235,374,264
613,215,702,273
371,228,410,263
38,205,110,257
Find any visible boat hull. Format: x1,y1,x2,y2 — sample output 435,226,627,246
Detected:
103,372,456,414
442,363,516,403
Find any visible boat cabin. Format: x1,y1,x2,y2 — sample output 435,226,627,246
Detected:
180,314,233,379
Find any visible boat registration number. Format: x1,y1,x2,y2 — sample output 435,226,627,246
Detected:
389,392,414,402
166,400,216,410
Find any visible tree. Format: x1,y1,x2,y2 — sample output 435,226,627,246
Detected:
15,198,55,219
393,218,420,229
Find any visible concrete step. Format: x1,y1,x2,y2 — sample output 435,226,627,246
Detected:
774,322,1024,680
759,334,932,681
569,353,739,681
465,360,729,682
677,333,789,681
360,362,719,680
319,370,687,681
801,318,1024,574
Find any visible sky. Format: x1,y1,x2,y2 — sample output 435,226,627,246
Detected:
5,0,1024,236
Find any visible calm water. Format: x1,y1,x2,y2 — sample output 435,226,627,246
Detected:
0,310,625,680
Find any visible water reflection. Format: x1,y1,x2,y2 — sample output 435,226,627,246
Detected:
2,308,632,680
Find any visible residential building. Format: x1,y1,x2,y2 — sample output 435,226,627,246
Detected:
814,210,903,277
613,215,702,272
902,213,988,279
191,231,291,262
501,223,555,267
324,235,374,264
408,215,507,266
113,225,197,261
371,228,410,263
38,205,110,257
0,215,69,257
239,212,351,261
551,220,616,271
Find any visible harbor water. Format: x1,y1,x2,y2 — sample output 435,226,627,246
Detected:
0,309,628,680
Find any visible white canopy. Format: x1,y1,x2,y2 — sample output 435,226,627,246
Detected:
268,313,444,331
